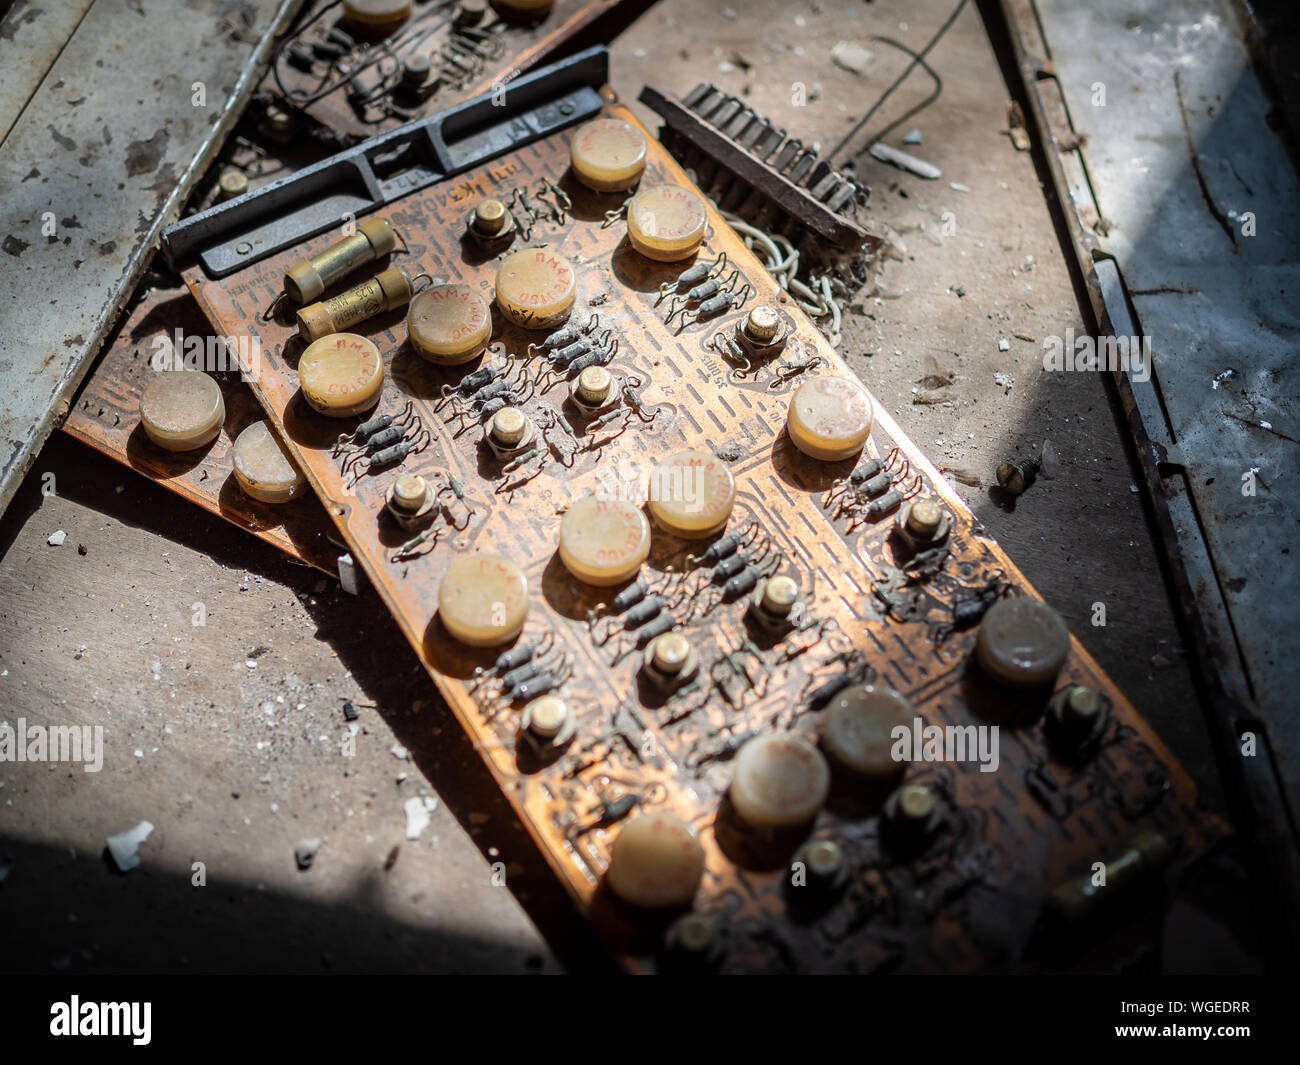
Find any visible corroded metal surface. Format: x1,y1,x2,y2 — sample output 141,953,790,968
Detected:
183,103,1221,972
0,0,306,517
61,285,338,574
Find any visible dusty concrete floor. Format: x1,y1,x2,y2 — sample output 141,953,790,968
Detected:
0,0,1229,973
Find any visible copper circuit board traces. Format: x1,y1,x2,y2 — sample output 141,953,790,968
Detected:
181,100,1221,973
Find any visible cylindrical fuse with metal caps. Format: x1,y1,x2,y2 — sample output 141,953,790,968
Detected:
569,118,647,192
437,552,530,648
231,421,306,504
646,448,737,539
296,266,414,342
786,375,874,461
495,247,576,329
605,812,705,909
297,333,385,418
139,370,225,452
627,184,708,262
558,495,651,586
283,218,399,304
407,284,492,366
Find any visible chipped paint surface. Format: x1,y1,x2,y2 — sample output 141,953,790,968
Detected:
0,0,305,516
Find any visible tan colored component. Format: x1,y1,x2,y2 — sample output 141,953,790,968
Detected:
744,305,781,344
605,812,705,909
296,266,412,342
558,495,651,586
472,198,509,236
437,553,529,647
138,370,225,452
342,0,412,27
391,473,429,512
759,575,799,618
646,448,736,539
407,284,492,366
729,734,830,829
217,169,248,202
650,632,691,675
786,375,874,461
489,406,531,449
231,421,306,504
569,118,648,191
523,695,568,740
820,684,913,778
897,784,936,824
297,333,385,418
283,218,399,304
802,839,845,880
626,185,708,262
976,597,1070,688
494,247,577,329
573,365,613,407
906,499,943,538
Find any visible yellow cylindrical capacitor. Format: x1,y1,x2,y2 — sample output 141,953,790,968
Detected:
342,0,412,29
626,184,707,262
819,684,913,779
646,448,736,539
231,421,306,504
138,370,225,452
605,812,705,909
494,247,577,329
297,333,385,418
729,734,830,830
437,553,530,648
406,284,492,366
491,0,555,20
976,597,1070,688
296,266,413,342
569,118,647,192
558,495,652,587
283,218,399,304
785,375,874,461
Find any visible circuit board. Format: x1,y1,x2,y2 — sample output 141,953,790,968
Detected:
274,0,624,140
62,286,338,575
180,97,1221,973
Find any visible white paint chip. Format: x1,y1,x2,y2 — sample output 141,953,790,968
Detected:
404,796,437,840
106,821,154,872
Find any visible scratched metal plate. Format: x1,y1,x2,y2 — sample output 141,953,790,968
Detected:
275,0,623,140
183,103,1221,972
61,284,338,575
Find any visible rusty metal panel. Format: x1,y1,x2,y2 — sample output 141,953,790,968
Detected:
0,1,97,144
61,283,338,574
179,102,1221,972
0,0,307,518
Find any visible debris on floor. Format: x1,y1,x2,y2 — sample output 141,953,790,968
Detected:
404,796,437,841
869,143,941,180
831,40,874,75
105,821,154,873
294,838,322,871
47,530,67,546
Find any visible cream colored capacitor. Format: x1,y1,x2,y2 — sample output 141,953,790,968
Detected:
820,684,913,778
558,495,651,586
298,332,385,418
437,552,530,647
646,448,736,539
729,734,830,829
976,597,1070,688
407,284,492,366
605,812,705,909
283,218,398,304
626,184,708,262
786,375,874,461
231,421,306,504
138,370,225,452
569,118,647,192
296,266,413,342
494,247,577,329
342,0,412,28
